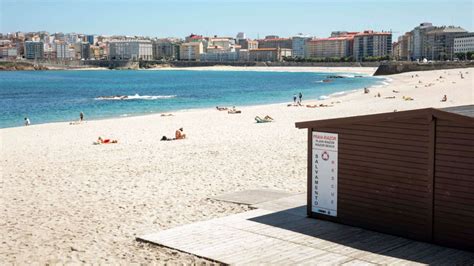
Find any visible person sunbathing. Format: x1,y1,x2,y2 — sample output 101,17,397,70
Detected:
175,128,186,139
94,136,118,145
392,90,399,93
403,96,414,101
216,106,228,111
306,104,318,108
255,116,273,123
441,95,447,102
228,106,242,114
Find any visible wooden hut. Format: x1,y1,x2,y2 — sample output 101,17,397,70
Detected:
295,105,474,251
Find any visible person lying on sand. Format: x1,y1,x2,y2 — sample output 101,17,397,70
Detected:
306,104,318,108
161,113,173,116
441,95,447,102
392,90,399,93
161,136,175,141
384,96,396,99
228,106,242,114
69,121,82,125
175,128,186,139
255,116,274,123
216,106,228,111
402,96,414,101
94,136,118,145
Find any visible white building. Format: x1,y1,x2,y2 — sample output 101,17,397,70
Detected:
454,33,474,54
292,34,311,58
56,42,73,59
108,40,153,60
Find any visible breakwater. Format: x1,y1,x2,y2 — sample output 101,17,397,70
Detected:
374,61,474,75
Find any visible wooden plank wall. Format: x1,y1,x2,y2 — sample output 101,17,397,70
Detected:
313,116,433,241
434,118,474,251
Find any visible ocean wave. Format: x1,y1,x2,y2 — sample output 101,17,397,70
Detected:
319,89,359,100
95,94,176,100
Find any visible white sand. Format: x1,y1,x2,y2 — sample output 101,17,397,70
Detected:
1,67,472,264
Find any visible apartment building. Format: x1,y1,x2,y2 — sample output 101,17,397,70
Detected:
423,26,467,60
258,38,292,49
305,36,353,59
353,30,392,61
292,34,311,58
411,22,434,60
248,48,291,62
152,40,180,60
25,41,44,59
238,39,258,50
109,40,153,60
454,33,474,54
179,42,204,61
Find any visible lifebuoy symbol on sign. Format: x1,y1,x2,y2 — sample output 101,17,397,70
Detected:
322,151,330,161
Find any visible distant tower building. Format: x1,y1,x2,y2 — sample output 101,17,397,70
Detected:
410,22,434,60
236,32,246,41
292,34,311,58
353,30,392,61
80,42,91,59
86,35,95,45
24,41,44,59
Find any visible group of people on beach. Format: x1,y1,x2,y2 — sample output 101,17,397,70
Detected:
293,92,303,105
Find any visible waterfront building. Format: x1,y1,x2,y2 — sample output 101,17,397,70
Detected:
238,39,258,50
208,37,233,51
397,33,412,60
108,40,153,60
200,50,239,61
0,47,18,59
292,34,311,58
238,49,250,61
454,33,474,54
152,40,180,60
353,30,392,61
423,26,468,60
248,48,291,62
410,22,435,60
80,42,91,59
56,41,73,59
305,36,353,59
24,41,44,59
179,42,203,61
258,37,292,49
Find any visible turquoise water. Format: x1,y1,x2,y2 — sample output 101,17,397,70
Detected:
0,70,383,128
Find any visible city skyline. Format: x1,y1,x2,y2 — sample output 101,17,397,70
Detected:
1,0,473,39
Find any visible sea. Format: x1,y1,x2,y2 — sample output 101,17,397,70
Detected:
0,70,385,128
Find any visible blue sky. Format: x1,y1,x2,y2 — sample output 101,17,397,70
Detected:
1,0,472,39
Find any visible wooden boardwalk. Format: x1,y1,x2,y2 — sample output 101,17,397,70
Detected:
138,194,474,265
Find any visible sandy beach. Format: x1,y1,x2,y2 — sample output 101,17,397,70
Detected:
1,67,472,264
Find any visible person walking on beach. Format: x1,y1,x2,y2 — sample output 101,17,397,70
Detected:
298,92,303,104
24,117,30,126
293,94,297,104
80,112,84,121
